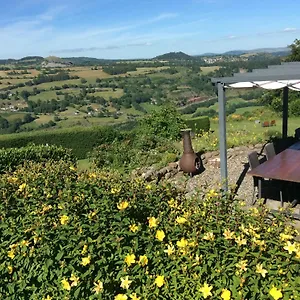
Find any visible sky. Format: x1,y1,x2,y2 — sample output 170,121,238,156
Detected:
1,0,300,59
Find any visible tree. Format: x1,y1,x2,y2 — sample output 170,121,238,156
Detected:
286,39,300,61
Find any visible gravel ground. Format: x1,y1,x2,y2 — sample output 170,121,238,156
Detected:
164,145,300,232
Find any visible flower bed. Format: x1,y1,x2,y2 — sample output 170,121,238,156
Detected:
0,162,299,299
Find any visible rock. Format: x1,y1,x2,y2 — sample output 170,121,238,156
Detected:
168,162,178,169
240,146,249,151
166,172,188,190
205,152,212,159
157,167,169,177
208,158,220,168
255,143,263,149
141,167,157,181
165,172,173,180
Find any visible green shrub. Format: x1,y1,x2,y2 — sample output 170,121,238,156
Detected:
90,135,180,171
0,125,124,159
0,144,75,173
0,162,299,299
138,105,186,140
184,116,210,133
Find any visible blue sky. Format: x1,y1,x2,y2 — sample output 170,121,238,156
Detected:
1,0,300,59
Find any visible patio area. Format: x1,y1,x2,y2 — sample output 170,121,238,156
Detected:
210,62,300,219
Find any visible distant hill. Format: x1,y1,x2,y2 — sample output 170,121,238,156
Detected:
154,51,194,60
196,47,291,57
63,57,115,65
0,56,44,66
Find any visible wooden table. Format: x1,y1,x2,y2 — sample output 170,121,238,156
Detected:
248,148,300,183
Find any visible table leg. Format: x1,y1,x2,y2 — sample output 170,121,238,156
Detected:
258,179,262,199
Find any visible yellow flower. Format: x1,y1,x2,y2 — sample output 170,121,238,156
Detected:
203,232,215,241
155,275,164,288
129,224,138,232
129,293,140,300
283,241,297,254
124,253,136,266
176,216,187,224
81,255,91,266
42,296,52,300
111,187,121,194
223,229,235,240
60,215,69,225
70,274,80,287
117,201,129,210
21,240,29,247
7,250,15,259
155,230,165,241
148,217,158,228
61,278,71,291
199,283,213,299
252,237,265,246
269,287,283,300
164,244,175,256
145,184,152,190
221,289,231,300
177,238,188,248
81,244,88,255
138,255,148,266
250,207,259,216
280,233,293,241
115,294,128,300
235,260,248,272
235,236,247,246
206,189,218,198
18,183,27,192
93,280,103,294
7,265,13,274
69,166,76,171
168,198,177,208
256,264,268,277
120,276,132,289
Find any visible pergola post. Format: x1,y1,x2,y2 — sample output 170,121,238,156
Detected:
217,82,228,190
282,86,289,139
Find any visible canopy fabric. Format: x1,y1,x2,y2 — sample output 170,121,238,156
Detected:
227,80,300,90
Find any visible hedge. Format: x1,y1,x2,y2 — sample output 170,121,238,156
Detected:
184,116,210,133
0,126,124,159
0,144,76,174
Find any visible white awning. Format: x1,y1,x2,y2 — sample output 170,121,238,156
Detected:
226,80,300,91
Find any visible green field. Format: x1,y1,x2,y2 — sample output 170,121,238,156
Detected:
200,66,220,74
92,88,124,99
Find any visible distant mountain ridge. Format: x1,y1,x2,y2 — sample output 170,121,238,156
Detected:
199,47,291,57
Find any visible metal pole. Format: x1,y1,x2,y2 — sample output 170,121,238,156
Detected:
282,86,289,139
217,82,228,190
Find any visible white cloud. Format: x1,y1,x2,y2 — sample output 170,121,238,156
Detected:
283,27,297,32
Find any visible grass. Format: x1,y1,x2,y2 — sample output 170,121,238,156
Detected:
200,66,220,74
68,67,112,81
127,66,170,76
28,90,61,101
92,88,124,99
140,102,160,112
33,114,54,125
235,106,265,114
0,112,27,121
11,79,82,93
77,158,92,171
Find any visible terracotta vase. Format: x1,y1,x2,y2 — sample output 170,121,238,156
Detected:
179,129,201,174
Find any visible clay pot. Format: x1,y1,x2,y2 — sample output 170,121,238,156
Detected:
179,129,201,174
